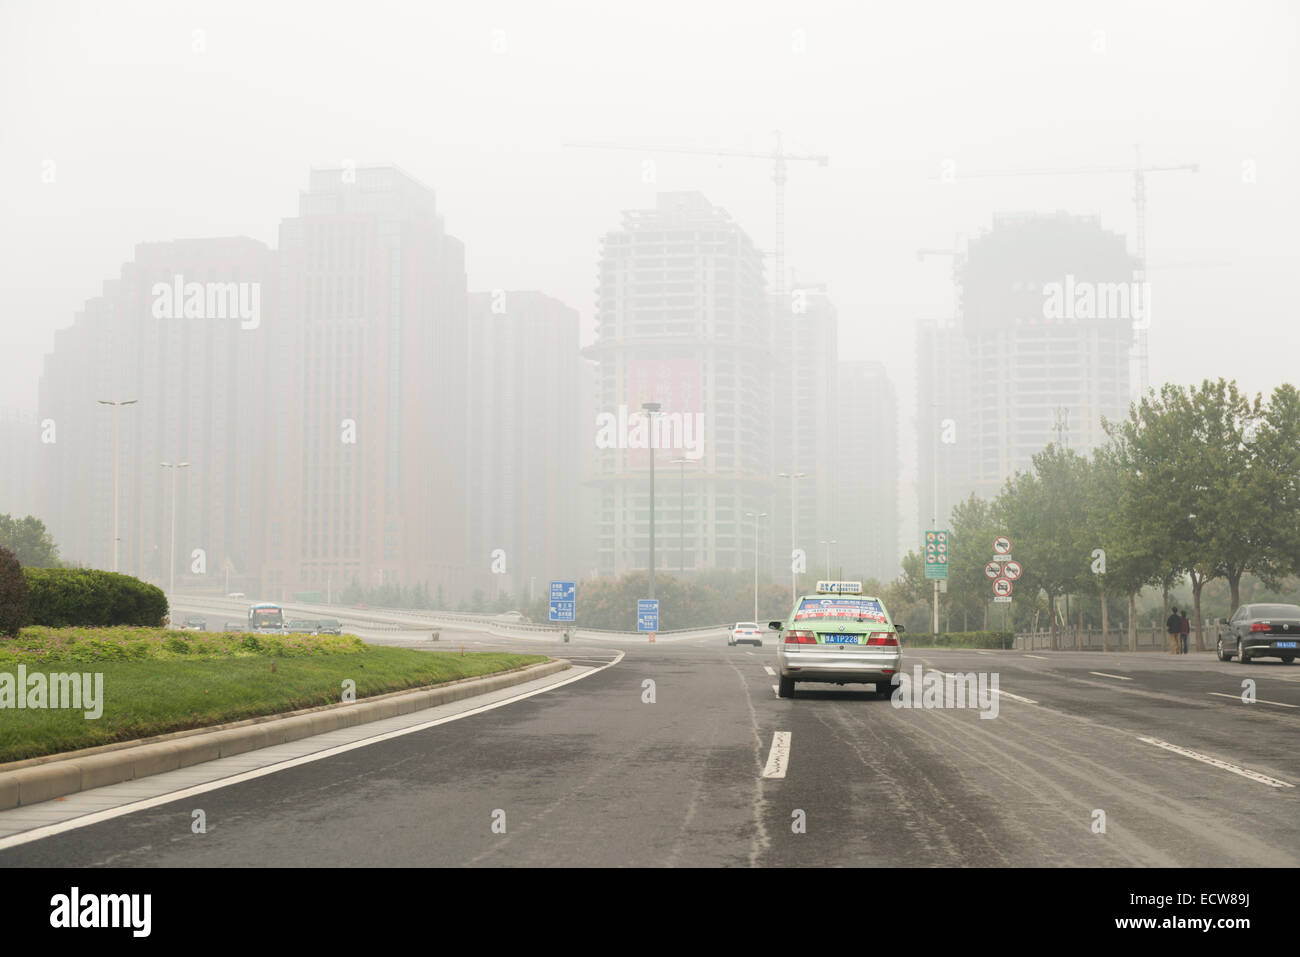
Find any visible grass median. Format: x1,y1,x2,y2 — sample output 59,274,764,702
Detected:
0,626,548,763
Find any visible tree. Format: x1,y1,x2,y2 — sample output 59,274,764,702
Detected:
0,545,27,637
0,514,61,568
946,495,999,631
1090,443,1164,651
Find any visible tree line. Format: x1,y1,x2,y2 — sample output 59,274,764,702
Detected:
893,379,1300,650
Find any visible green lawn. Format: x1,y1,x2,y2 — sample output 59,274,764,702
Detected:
0,630,547,762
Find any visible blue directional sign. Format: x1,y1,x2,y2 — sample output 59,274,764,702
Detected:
637,599,659,632
549,580,576,622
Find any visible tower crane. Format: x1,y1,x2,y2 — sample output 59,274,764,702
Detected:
565,132,828,301
957,145,1198,395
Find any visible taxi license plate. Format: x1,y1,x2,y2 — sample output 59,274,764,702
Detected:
1277,641,1297,648
822,635,859,645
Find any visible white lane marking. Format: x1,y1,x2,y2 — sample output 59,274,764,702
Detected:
1023,654,1048,660
0,652,625,851
1137,736,1294,789
1208,692,1299,709
975,651,991,656
763,665,776,676
746,651,754,656
771,684,780,698
762,731,792,779
1089,671,1133,681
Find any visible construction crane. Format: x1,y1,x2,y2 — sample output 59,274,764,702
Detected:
565,132,828,301
957,145,1198,395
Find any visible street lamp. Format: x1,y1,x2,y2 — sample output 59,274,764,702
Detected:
778,472,806,603
160,461,190,595
670,457,698,572
746,512,768,622
97,398,138,572
819,539,838,579
641,402,661,599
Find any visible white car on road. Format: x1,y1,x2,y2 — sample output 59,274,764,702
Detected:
728,622,764,647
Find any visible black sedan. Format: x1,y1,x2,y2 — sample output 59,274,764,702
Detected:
1218,603,1300,664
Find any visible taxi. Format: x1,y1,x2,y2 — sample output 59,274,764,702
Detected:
769,581,903,698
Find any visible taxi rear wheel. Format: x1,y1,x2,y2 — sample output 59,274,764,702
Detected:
778,675,795,698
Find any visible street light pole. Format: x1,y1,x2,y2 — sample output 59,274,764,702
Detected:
161,461,190,596
670,457,697,572
779,472,805,603
98,398,137,572
746,512,768,621
820,539,837,579
642,403,661,600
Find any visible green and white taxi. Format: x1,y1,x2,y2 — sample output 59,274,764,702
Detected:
769,581,903,698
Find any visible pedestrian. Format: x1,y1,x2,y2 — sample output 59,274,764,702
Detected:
1166,606,1182,654
1180,609,1191,654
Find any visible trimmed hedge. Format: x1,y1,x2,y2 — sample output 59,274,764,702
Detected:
901,631,1015,649
21,567,168,628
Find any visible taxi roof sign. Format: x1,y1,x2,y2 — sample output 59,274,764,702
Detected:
816,581,862,594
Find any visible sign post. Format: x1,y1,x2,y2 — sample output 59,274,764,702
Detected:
925,530,949,638
637,599,660,642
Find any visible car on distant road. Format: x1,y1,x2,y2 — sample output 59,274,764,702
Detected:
769,581,903,698
285,619,320,634
1218,603,1300,664
180,616,206,631
727,622,764,647
223,621,244,632
315,618,342,635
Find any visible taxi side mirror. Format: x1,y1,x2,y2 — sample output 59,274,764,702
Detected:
768,621,783,631
895,624,905,633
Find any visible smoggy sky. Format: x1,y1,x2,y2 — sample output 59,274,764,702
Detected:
2,1,1297,504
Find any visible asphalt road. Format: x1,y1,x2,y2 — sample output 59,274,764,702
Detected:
3,632,1299,867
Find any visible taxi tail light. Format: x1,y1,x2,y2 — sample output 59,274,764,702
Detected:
784,630,818,644
866,632,899,646
1250,622,1272,632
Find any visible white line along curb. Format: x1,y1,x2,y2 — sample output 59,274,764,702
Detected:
762,731,792,779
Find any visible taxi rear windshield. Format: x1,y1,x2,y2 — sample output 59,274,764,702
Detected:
794,598,887,622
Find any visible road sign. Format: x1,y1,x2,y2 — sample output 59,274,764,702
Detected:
983,561,1001,580
637,599,659,632
548,580,576,622
993,577,1013,597
1003,560,1022,581
993,536,1011,555
924,530,950,579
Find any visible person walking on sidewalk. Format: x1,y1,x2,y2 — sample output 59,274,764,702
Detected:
1166,606,1182,654
1180,609,1191,654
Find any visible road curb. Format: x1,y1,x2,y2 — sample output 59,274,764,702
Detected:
0,659,570,810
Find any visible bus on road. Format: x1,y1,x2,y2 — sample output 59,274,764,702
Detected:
248,602,286,634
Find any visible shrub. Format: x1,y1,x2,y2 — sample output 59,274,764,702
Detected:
22,568,168,628
0,545,28,637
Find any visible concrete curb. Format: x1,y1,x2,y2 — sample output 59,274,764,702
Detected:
0,659,570,811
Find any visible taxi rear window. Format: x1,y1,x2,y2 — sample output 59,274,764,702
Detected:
794,598,887,622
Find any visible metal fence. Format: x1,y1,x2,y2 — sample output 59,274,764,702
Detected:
1016,621,1221,652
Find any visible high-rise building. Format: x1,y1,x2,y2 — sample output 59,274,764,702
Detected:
265,167,470,602
467,290,582,604
917,211,1135,530
0,408,39,523
37,237,276,589
835,360,899,583
587,191,773,577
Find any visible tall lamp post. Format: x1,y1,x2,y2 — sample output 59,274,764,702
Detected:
97,398,138,572
746,511,768,622
819,539,838,579
160,461,190,595
641,402,661,599
670,457,697,572
778,471,805,603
